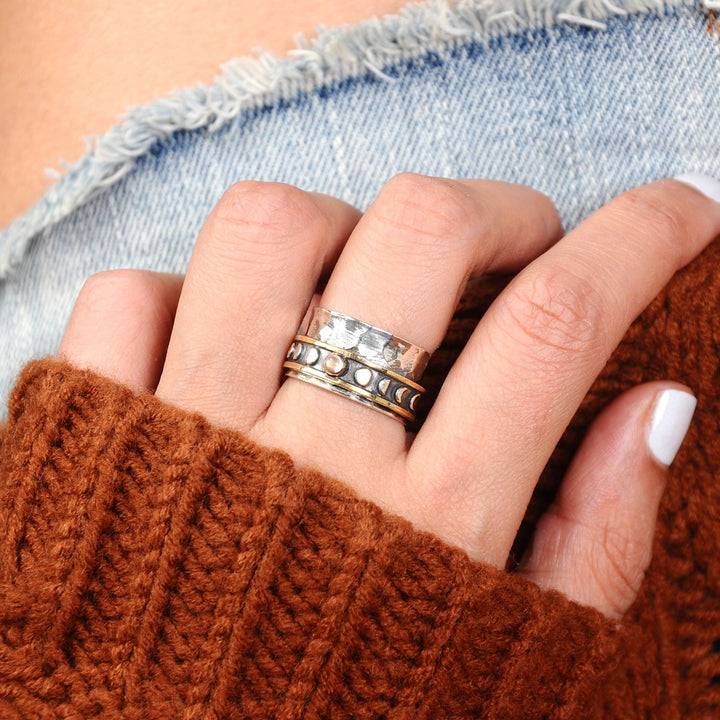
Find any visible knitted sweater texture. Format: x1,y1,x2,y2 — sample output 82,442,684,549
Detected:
0,241,719,718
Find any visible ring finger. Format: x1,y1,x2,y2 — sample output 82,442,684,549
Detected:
154,182,362,429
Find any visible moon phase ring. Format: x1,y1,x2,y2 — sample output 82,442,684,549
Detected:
283,308,430,424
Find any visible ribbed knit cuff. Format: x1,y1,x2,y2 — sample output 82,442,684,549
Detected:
0,360,622,719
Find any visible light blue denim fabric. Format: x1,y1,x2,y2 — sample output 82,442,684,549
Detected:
0,0,718,411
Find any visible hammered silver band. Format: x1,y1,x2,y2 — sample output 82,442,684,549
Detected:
283,309,430,423
304,308,430,382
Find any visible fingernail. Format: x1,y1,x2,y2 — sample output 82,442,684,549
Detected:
647,389,697,466
673,173,720,203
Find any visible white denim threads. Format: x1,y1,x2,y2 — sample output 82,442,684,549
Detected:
0,0,718,411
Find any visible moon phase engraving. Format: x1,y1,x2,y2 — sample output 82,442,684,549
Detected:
354,367,372,386
324,354,347,377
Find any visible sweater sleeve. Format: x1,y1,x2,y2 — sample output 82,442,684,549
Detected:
0,360,623,720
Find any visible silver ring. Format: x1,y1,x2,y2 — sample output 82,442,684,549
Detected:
304,308,430,382
283,309,430,423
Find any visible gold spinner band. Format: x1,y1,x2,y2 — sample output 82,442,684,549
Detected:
283,336,426,423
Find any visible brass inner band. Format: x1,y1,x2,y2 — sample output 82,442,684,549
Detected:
284,363,416,421
293,335,426,392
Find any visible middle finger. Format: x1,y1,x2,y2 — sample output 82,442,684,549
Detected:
266,173,562,487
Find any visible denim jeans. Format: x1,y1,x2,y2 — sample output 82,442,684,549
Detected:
0,0,718,410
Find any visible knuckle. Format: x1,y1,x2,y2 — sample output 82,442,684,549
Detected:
374,173,478,247
209,181,326,250
76,270,156,318
71,270,169,345
609,185,689,257
589,525,649,616
501,269,604,362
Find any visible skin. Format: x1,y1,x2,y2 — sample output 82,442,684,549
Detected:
5,1,719,621
58,175,720,619
0,0,410,228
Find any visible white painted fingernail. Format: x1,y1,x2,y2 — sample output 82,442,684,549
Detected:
647,389,697,466
673,173,720,203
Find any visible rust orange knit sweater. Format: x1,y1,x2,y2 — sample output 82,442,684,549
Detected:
0,241,719,718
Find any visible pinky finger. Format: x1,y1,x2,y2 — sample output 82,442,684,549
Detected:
58,270,184,392
517,382,697,619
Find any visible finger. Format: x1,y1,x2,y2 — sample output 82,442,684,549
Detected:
517,383,696,618
58,270,184,391
154,182,362,429
267,173,562,492
411,178,720,563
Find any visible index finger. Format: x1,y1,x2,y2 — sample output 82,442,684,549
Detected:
409,178,720,563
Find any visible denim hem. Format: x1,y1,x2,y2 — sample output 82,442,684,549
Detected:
0,0,705,279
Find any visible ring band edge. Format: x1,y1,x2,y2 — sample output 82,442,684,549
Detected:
283,364,415,422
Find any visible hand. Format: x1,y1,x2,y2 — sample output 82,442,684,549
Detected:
58,173,720,619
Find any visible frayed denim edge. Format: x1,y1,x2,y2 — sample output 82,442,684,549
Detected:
0,0,700,279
